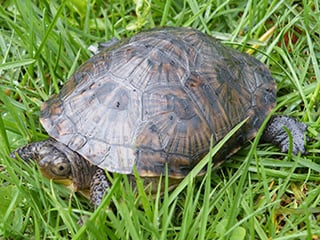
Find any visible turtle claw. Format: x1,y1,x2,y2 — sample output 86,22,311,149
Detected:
262,115,308,155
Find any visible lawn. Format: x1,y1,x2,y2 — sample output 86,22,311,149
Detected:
0,0,320,239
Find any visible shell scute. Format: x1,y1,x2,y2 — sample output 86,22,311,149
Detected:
40,27,276,177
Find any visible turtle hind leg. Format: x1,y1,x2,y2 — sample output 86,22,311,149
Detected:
261,115,308,155
90,168,110,208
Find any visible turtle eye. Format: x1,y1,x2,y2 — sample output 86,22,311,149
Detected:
51,161,71,177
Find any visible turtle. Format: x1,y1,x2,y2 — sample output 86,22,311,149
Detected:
11,27,307,207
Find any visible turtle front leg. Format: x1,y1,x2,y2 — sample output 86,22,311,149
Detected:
90,168,110,208
262,115,308,155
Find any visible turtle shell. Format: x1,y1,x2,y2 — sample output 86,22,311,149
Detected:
40,27,276,179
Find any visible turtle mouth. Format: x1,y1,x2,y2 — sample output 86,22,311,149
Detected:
53,179,90,199
53,178,73,186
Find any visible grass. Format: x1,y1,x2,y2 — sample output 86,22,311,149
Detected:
0,0,319,239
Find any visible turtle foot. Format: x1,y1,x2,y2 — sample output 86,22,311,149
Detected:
262,115,308,155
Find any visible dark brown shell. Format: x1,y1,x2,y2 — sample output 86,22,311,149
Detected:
40,27,276,178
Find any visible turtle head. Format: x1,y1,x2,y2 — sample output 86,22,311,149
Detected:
11,138,97,191
36,144,73,186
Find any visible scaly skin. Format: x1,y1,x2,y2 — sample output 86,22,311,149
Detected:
90,168,110,207
262,115,307,155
